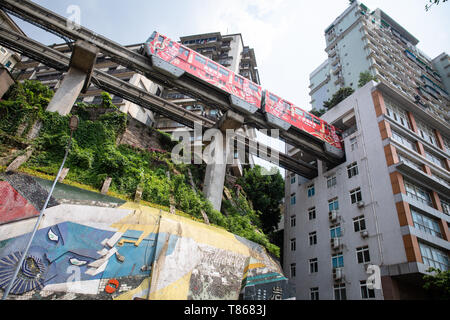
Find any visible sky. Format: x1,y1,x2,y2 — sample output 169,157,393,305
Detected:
9,0,450,175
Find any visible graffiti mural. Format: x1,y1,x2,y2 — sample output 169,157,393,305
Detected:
0,176,294,300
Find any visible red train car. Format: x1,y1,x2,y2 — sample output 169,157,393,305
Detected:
143,31,343,151
263,91,343,150
144,31,262,115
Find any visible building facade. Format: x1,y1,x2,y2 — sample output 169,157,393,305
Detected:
285,80,449,300
309,1,449,126
286,1,449,300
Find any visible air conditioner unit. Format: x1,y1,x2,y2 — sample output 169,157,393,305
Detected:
333,268,344,281
329,210,338,222
360,230,369,238
357,201,365,208
331,237,341,250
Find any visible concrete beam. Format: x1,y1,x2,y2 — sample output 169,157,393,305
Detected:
0,66,14,99
203,111,244,211
46,40,98,115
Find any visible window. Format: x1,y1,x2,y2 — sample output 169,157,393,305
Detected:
353,215,366,232
425,150,444,168
360,280,376,299
308,207,316,220
411,209,442,238
309,258,318,273
249,83,259,92
309,232,317,246
332,253,344,268
404,180,433,207
290,215,296,228
347,162,359,178
330,225,342,238
310,287,319,300
441,198,450,215
333,284,347,300
269,93,278,102
178,47,189,57
290,263,296,278
290,193,296,205
350,187,362,204
419,242,449,271
195,55,206,65
290,174,296,184
290,238,296,252
417,120,437,146
234,75,244,85
327,175,337,188
350,137,358,151
391,130,417,152
207,61,218,71
219,68,229,77
5,60,12,68
384,97,411,130
328,198,339,211
307,185,315,197
356,246,371,264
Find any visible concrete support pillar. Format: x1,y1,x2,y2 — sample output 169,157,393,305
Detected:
46,40,98,116
203,110,244,211
0,66,14,99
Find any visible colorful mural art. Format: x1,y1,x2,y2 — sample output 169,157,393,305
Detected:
0,175,295,300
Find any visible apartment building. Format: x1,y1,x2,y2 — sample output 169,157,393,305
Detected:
13,43,162,126
285,2,449,300
285,80,449,300
309,1,449,125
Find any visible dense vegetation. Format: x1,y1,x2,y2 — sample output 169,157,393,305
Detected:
0,80,280,257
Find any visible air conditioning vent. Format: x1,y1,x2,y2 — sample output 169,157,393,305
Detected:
331,237,342,250
357,201,365,208
329,210,338,222
333,268,344,281
360,230,369,238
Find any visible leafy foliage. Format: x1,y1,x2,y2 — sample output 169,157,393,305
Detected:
310,108,327,118
0,80,280,257
422,267,450,300
358,71,378,88
323,87,355,110
425,0,448,11
236,165,285,234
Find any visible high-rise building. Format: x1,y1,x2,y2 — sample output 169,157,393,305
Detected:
285,1,449,300
309,1,449,125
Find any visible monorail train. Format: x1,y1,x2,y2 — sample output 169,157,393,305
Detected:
143,31,343,150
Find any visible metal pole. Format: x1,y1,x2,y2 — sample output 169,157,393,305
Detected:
2,123,76,300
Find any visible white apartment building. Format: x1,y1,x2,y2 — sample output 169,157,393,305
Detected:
284,80,449,300
309,1,449,125
285,1,449,300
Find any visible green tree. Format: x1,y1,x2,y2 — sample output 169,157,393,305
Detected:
310,108,326,118
236,165,285,234
358,71,378,88
323,87,355,110
422,267,450,299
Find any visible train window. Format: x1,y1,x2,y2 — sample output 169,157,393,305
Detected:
249,83,258,92
158,35,165,43
305,114,313,121
207,61,218,71
313,118,321,125
148,32,156,42
295,109,304,117
283,101,290,109
195,55,207,65
269,94,278,102
178,47,189,56
168,41,173,47
234,75,244,85
219,68,229,77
